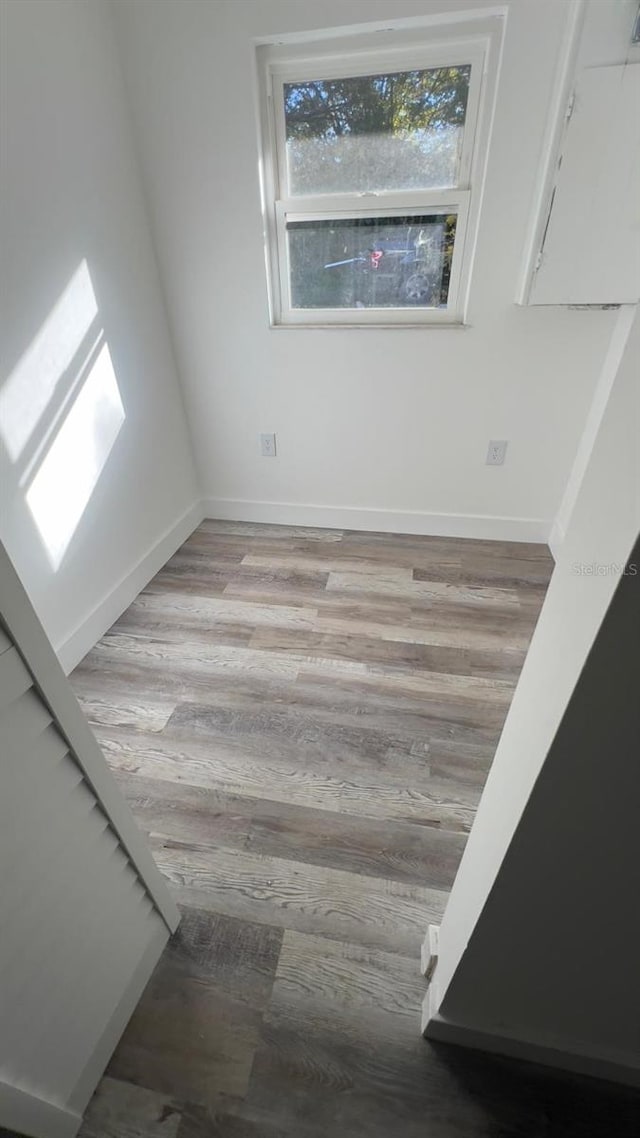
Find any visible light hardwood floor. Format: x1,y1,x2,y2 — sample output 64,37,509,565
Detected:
49,523,640,1135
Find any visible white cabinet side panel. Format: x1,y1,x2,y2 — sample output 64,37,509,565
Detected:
0,597,173,1133
531,63,640,305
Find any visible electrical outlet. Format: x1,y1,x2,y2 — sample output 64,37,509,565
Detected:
260,432,277,457
486,439,508,466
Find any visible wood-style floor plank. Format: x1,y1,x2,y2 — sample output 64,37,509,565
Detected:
149,839,448,956
77,1077,182,1137
96,722,479,829
114,772,466,889
65,521,640,1137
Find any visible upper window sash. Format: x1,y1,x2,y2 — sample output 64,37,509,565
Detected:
268,40,486,201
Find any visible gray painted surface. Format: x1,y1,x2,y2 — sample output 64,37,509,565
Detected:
440,533,640,1063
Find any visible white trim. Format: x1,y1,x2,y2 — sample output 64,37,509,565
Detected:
268,319,469,331
257,15,504,327
278,197,469,326
67,924,169,1116
270,40,485,203
275,190,469,213
0,935,170,1133
202,497,550,544
548,304,637,557
55,500,204,674
515,0,586,305
255,8,507,49
547,517,565,562
0,1081,81,1138
269,40,488,81
421,985,640,1089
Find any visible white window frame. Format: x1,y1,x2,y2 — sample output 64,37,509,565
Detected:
256,19,501,328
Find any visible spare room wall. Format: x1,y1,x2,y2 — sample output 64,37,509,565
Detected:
112,0,622,541
0,0,200,670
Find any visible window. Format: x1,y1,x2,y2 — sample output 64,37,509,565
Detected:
257,20,499,326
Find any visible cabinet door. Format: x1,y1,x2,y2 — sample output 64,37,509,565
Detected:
0,543,179,1137
530,63,640,305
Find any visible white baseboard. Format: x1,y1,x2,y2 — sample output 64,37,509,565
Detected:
55,495,550,674
0,930,172,1135
56,500,204,674
202,497,551,545
422,986,640,1089
0,1079,81,1138
68,925,169,1118
548,517,566,561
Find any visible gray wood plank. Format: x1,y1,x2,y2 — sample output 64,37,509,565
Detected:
107,907,282,1108
114,772,467,889
77,1077,181,1137
150,840,448,957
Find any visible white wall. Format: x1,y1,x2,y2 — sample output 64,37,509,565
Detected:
428,303,640,1078
0,0,200,670
113,0,619,541
549,305,637,555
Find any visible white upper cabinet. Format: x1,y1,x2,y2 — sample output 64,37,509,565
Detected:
529,62,640,306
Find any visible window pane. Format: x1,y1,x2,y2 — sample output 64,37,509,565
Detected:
287,214,457,310
284,66,471,195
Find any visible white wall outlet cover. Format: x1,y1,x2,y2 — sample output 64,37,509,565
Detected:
486,440,508,466
260,432,277,457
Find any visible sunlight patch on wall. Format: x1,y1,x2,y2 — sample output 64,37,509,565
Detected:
25,342,125,569
0,261,98,461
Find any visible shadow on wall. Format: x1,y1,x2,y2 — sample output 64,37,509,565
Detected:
0,260,125,570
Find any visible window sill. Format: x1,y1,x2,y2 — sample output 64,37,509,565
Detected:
269,321,469,330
